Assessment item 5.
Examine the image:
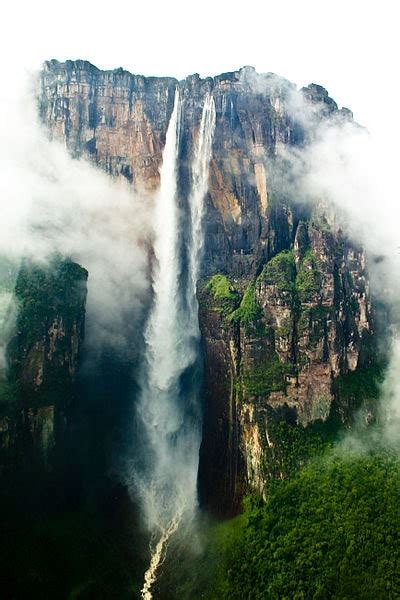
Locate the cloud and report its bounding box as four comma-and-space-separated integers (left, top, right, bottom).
0, 68, 151, 355
279, 103, 400, 440
296, 118, 400, 305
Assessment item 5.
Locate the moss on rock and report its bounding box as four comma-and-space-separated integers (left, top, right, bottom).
204, 274, 239, 315
228, 282, 263, 333
258, 250, 296, 293
242, 356, 290, 396
295, 250, 323, 302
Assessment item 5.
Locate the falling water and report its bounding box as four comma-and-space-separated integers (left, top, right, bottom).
138, 92, 216, 599
186, 94, 216, 330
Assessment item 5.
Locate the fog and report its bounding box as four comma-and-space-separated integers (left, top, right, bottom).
0, 69, 151, 357
281, 91, 400, 443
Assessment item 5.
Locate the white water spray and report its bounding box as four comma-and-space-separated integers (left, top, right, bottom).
138, 92, 216, 598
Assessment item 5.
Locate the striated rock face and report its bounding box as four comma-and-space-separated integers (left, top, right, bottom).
40, 61, 305, 275
0, 258, 87, 474
197, 215, 373, 513
38, 60, 376, 514
197, 294, 244, 516
40, 60, 177, 191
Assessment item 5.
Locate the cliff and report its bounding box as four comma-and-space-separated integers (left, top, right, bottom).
0, 258, 87, 475
38, 60, 377, 515
197, 226, 373, 513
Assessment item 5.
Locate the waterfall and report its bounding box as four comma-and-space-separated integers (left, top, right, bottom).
138, 90, 215, 599
187, 94, 216, 330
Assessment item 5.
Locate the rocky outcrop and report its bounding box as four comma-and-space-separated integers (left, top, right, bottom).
0, 258, 87, 474
38, 60, 376, 514
197, 211, 374, 512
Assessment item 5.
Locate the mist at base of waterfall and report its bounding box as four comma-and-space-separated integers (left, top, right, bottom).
120, 91, 216, 598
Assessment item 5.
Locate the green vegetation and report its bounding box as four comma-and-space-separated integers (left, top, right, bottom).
14, 258, 87, 348
205, 250, 298, 336
205, 274, 239, 315
160, 363, 395, 599
242, 356, 290, 396
253, 246, 325, 310
275, 322, 292, 337
258, 249, 296, 292
262, 417, 338, 479
228, 282, 263, 333
296, 249, 323, 302
171, 452, 400, 600
334, 364, 385, 413
159, 513, 247, 600
3, 257, 88, 409
217, 452, 400, 599
205, 274, 235, 301
205, 276, 266, 335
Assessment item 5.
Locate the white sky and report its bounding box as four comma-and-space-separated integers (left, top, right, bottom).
1, 0, 399, 139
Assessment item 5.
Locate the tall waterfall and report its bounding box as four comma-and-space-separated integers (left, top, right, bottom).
187, 94, 217, 331
138, 91, 216, 599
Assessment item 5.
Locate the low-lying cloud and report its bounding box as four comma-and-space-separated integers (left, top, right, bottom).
0, 68, 151, 355
282, 96, 400, 441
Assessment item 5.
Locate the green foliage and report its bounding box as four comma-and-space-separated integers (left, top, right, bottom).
5, 257, 88, 408
296, 250, 323, 302
258, 250, 296, 293
10, 257, 86, 351
205, 274, 239, 315
228, 282, 263, 333
334, 365, 384, 408
14, 259, 87, 348
262, 417, 338, 480
275, 322, 292, 337
205, 276, 266, 335
242, 356, 290, 396
205, 274, 235, 301
193, 452, 400, 600
159, 513, 247, 600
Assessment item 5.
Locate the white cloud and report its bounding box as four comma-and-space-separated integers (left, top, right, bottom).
284, 110, 400, 440
0, 69, 151, 352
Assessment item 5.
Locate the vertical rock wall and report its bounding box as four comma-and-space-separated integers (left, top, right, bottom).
37, 60, 376, 514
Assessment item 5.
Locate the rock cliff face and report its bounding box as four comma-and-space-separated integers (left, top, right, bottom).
38, 60, 375, 514
40, 61, 302, 274
0, 258, 87, 475
197, 223, 373, 513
